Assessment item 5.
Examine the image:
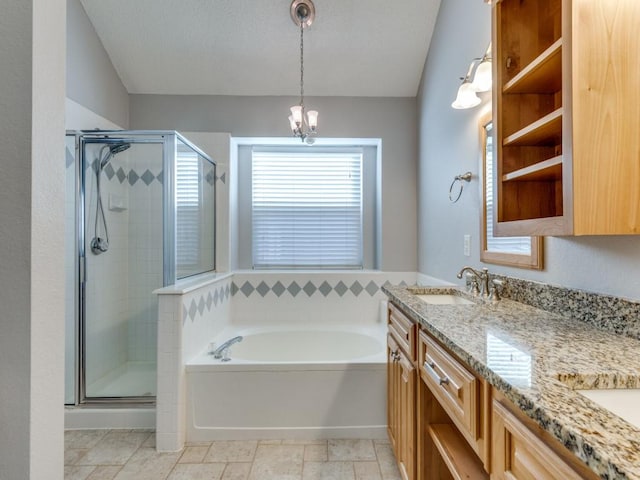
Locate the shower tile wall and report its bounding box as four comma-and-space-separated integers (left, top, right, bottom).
126, 144, 163, 364
84, 144, 130, 387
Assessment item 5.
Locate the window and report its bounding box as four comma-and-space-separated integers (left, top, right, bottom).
176, 150, 201, 275
251, 150, 363, 269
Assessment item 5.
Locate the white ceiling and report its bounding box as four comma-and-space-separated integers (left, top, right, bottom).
79, 0, 441, 97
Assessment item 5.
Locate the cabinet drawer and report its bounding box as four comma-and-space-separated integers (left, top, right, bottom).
388, 303, 415, 360
419, 331, 479, 443
492, 400, 584, 480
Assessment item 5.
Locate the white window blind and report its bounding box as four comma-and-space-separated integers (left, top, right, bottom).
485, 125, 531, 254
252, 150, 363, 269
176, 151, 200, 271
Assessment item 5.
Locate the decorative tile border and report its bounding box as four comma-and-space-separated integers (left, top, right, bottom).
182, 283, 231, 324
493, 274, 640, 341
230, 279, 408, 298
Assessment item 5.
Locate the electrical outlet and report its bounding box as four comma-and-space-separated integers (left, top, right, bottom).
463, 234, 471, 256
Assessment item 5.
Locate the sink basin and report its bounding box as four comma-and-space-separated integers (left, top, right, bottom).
577, 389, 640, 428
415, 294, 475, 305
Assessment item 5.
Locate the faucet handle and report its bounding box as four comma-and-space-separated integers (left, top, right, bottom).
469, 277, 480, 297
488, 278, 503, 302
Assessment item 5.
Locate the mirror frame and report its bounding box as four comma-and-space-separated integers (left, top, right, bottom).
479, 112, 544, 270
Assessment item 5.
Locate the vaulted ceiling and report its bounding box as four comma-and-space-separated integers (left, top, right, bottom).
80, 0, 441, 97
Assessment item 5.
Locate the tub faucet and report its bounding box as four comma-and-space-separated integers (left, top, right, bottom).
456, 266, 490, 298
211, 336, 243, 361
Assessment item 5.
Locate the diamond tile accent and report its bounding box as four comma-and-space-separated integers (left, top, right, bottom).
103, 163, 115, 180
256, 281, 270, 297
319, 281, 332, 297
219, 286, 226, 304
220, 172, 226, 184
205, 171, 215, 185
350, 281, 364, 296
89, 159, 99, 174
128, 170, 139, 186
188, 299, 197, 321
287, 281, 301, 297
225, 284, 230, 299
272, 281, 286, 297
66, 147, 74, 168
399, 280, 408, 287
213, 289, 219, 306
334, 281, 348, 297
197, 297, 205, 315
156, 171, 164, 185
182, 305, 188, 324
303, 281, 317, 297
365, 281, 379, 296
240, 281, 255, 297
231, 282, 239, 296
205, 292, 213, 310
116, 167, 127, 183
141, 169, 155, 186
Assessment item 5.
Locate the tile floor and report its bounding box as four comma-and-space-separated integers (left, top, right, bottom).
64, 430, 402, 480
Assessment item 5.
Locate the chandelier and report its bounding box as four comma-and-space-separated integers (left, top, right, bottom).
288, 0, 318, 144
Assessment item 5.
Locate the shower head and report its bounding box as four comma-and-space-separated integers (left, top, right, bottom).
100, 142, 131, 169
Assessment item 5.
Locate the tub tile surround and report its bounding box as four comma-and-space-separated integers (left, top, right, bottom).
383, 282, 640, 480
156, 271, 416, 453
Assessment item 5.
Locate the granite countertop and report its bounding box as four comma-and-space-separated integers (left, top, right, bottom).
383, 284, 640, 480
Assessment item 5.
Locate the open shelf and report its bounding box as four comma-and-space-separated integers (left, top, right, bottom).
503, 156, 563, 182
504, 108, 563, 146
428, 424, 489, 480
504, 38, 563, 94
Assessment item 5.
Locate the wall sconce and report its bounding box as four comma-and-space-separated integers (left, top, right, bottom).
452, 43, 492, 110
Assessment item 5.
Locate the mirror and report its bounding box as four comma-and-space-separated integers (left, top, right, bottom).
480, 113, 543, 269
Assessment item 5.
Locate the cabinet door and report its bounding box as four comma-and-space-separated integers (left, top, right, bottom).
492, 400, 583, 480
397, 350, 416, 480
387, 334, 400, 455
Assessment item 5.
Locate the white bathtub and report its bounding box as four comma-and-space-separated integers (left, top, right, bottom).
185, 324, 388, 440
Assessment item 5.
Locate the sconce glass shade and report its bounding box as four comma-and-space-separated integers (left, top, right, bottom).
472, 59, 492, 92
306, 110, 318, 129
452, 81, 481, 109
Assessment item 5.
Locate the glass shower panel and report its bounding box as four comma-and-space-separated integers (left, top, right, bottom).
83, 140, 163, 399
176, 139, 216, 279
65, 134, 78, 404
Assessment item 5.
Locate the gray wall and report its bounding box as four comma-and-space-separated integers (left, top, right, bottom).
130, 95, 418, 271
418, 0, 640, 300
0, 0, 66, 478
66, 0, 129, 127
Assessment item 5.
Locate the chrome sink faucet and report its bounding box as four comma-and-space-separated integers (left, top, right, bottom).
211, 335, 243, 361
456, 266, 491, 298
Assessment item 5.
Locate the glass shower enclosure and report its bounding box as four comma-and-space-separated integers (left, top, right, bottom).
65, 131, 216, 405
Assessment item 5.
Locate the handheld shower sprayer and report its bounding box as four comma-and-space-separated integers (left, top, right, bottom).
91, 142, 131, 255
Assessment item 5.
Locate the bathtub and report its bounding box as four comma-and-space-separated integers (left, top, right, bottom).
185, 324, 387, 440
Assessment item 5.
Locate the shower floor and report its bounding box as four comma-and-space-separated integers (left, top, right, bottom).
87, 361, 156, 399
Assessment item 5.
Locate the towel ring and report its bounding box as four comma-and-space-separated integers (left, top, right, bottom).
449, 171, 472, 203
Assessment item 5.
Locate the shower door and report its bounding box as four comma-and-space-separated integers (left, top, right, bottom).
80, 137, 166, 401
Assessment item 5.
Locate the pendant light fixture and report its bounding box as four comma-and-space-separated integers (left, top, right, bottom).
288, 0, 318, 144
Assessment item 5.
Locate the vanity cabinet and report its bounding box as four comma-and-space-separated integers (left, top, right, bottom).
416, 330, 490, 480
493, 0, 640, 236
491, 391, 599, 480
387, 303, 417, 480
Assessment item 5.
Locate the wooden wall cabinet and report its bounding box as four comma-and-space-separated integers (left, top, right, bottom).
387, 304, 417, 480
493, 0, 640, 236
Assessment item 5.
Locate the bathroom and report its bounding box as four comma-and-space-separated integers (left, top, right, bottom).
3, 0, 640, 479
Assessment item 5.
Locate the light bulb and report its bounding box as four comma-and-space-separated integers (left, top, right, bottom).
472, 59, 492, 92
452, 81, 481, 109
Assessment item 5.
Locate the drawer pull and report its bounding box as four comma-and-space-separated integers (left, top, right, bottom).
390, 350, 401, 362
425, 361, 450, 386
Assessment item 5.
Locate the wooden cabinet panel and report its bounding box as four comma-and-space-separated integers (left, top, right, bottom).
493, 0, 640, 235
419, 332, 479, 447
389, 303, 416, 360
492, 400, 583, 480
